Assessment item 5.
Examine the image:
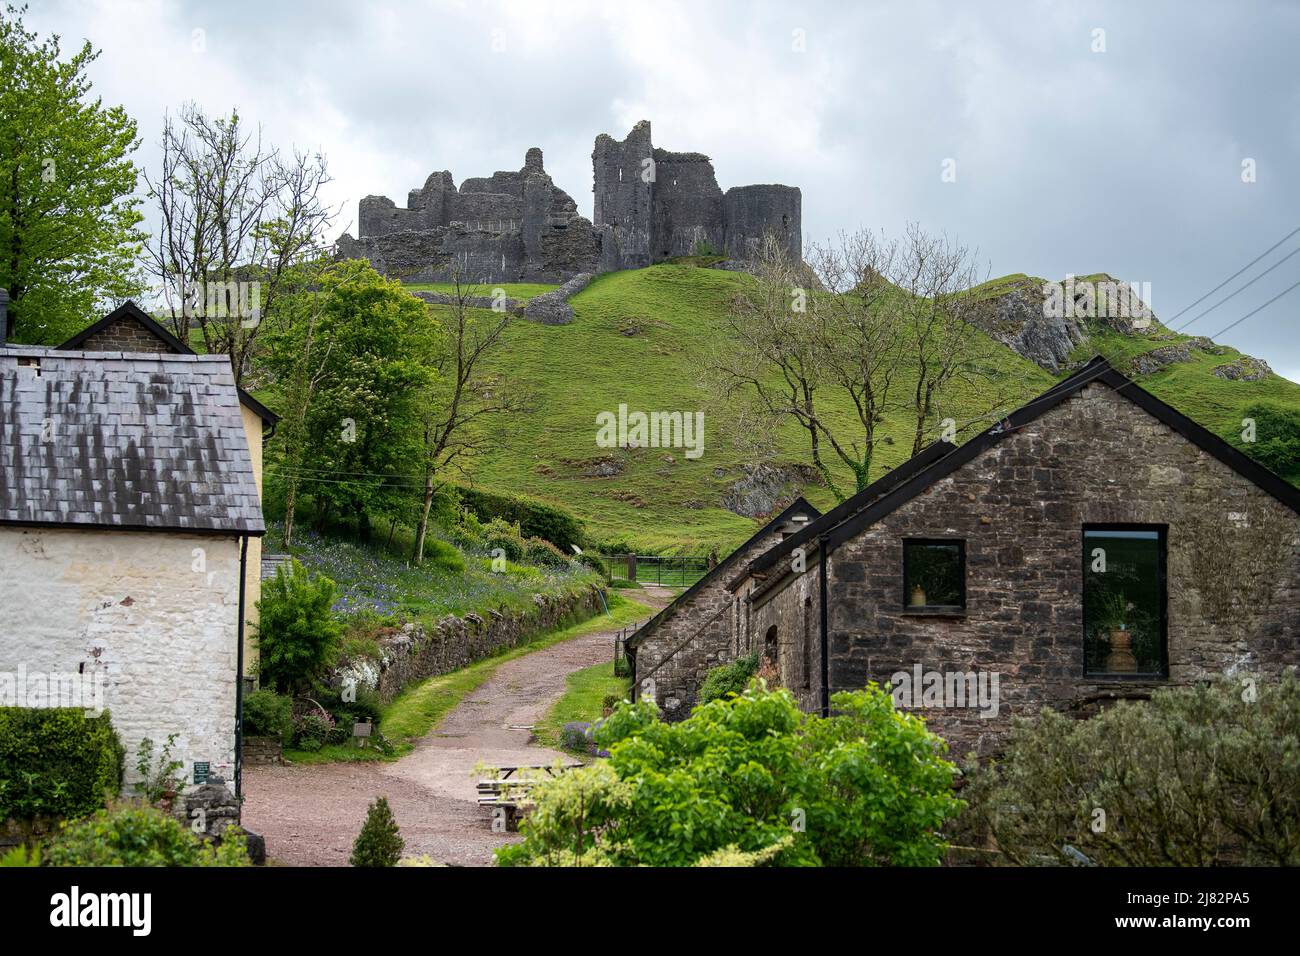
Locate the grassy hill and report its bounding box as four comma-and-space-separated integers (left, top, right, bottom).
422, 263, 1300, 555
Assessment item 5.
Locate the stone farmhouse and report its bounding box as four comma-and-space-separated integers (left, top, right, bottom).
625, 497, 821, 718
337, 120, 802, 284
0, 289, 268, 794
629, 357, 1300, 753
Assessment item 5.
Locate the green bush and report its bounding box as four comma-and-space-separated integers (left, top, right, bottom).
482, 517, 526, 562
292, 712, 336, 751
0, 708, 124, 822
351, 796, 404, 866
256, 559, 344, 693
497, 683, 962, 867
46, 804, 250, 867
454, 485, 586, 552
960, 673, 1300, 866
576, 552, 607, 575
242, 689, 294, 745
525, 536, 571, 569
697, 653, 759, 704
1225, 401, 1300, 482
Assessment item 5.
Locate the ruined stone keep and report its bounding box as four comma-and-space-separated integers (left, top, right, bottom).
337, 121, 801, 284
628, 357, 1300, 754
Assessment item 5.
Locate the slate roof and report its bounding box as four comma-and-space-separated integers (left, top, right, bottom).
624, 497, 821, 651
0, 347, 265, 534
752, 357, 1300, 577
58, 302, 280, 427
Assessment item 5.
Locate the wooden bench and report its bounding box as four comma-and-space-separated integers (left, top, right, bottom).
477, 763, 584, 831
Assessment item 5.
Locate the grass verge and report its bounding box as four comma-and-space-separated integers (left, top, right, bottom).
533, 661, 633, 752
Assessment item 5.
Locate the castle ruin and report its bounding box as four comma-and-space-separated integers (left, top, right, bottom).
336, 121, 801, 284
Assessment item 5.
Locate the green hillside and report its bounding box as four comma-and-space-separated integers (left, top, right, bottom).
422, 263, 1300, 555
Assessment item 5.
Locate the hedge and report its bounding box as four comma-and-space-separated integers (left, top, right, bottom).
0, 708, 125, 822
455, 485, 586, 553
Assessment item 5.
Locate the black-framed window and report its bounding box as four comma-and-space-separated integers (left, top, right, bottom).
1082, 525, 1168, 677
903, 539, 966, 612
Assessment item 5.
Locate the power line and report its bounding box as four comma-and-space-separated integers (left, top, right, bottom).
1174, 243, 1300, 333
1164, 224, 1300, 325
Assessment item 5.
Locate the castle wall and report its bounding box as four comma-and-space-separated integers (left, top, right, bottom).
593, 121, 654, 271
345, 123, 800, 284
724, 184, 802, 261
651, 149, 725, 258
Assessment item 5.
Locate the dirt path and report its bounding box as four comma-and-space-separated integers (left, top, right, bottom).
241, 587, 670, 866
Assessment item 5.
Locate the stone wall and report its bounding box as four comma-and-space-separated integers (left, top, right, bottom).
723, 184, 802, 263
333, 585, 605, 704
342, 122, 801, 286
632, 531, 787, 720
750, 563, 822, 714
340, 147, 599, 284
824, 382, 1300, 755
0, 527, 243, 789
593, 121, 802, 269
77, 317, 172, 353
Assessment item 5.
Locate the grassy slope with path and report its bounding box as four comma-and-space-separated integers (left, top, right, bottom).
533, 661, 633, 752
284, 592, 651, 764
425, 263, 1300, 554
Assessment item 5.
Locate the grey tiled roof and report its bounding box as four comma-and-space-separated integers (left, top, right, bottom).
0, 347, 265, 534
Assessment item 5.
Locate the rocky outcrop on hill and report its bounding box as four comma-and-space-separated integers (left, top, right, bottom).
1213, 355, 1273, 381
970, 274, 1157, 373
722, 462, 823, 518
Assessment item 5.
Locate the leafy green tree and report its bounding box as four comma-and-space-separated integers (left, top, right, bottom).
350, 796, 404, 867
261, 258, 434, 541
0, 5, 145, 343
497, 683, 963, 867
255, 559, 342, 693
1226, 402, 1300, 484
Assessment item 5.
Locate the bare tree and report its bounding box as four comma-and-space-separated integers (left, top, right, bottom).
886, 223, 1010, 456
143, 104, 334, 385
704, 234, 845, 494
708, 225, 1025, 499
411, 267, 531, 565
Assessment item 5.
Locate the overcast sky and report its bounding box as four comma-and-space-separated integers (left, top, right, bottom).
26, 0, 1300, 380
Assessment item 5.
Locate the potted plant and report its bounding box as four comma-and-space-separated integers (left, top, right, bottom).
1095, 593, 1138, 672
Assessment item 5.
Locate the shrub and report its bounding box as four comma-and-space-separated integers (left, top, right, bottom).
0, 708, 124, 822
242, 689, 294, 745
0, 844, 41, 867
559, 721, 594, 753
697, 653, 759, 704
315, 683, 383, 728
454, 485, 586, 552
525, 536, 571, 569
256, 559, 344, 693
961, 673, 1300, 866
482, 517, 526, 562
134, 735, 184, 803
576, 552, 607, 575
1224, 401, 1300, 482
46, 805, 250, 867
497, 683, 962, 867
351, 796, 404, 866
292, 712, 336, 751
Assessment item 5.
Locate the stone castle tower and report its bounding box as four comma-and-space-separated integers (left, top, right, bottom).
336, 121, 801, 284
592, 120, 801, 271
